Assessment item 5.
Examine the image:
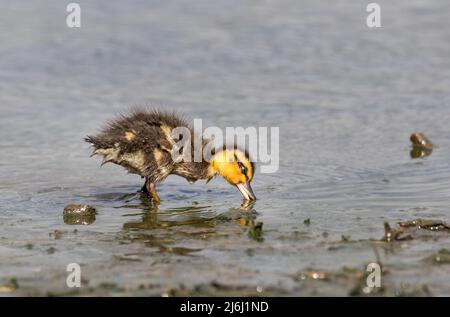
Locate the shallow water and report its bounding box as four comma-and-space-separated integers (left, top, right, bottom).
1, 0, 450, 296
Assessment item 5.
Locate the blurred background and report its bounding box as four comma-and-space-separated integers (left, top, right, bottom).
0, 0, 449, 296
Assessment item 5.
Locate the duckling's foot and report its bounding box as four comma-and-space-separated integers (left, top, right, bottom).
143, 181, 160, 205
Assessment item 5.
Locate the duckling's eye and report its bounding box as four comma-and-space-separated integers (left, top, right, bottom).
237, 161, 247, 176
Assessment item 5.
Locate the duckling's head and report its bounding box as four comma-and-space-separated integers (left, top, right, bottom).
210, 148, 256, 201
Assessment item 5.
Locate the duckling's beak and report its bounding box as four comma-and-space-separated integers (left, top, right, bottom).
236, 183, 256, 201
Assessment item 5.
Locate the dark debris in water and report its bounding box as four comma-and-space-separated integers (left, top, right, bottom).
383, 222, 413, 242
383, 218, 450, 242
398, 219, 450, 232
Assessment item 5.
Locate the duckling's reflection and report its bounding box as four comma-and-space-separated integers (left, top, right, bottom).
240, 200, 256, 211
121, 192, 258, 231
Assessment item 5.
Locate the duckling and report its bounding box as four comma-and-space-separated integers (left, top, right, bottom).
85, 109, 256, 204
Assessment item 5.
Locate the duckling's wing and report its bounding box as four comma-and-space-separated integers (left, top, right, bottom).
85, 110, 189, 180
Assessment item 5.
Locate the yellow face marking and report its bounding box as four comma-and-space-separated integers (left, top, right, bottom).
125, 131, 136, 141
211, 149, 254, 185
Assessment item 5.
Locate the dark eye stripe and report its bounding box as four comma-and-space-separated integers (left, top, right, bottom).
237, 161, 247, 175
234, 154, 249, 179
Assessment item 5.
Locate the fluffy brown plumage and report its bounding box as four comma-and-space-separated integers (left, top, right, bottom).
85, 109, 256, 204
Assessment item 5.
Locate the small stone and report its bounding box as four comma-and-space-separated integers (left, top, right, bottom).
410, 132, 433, 158
63, 204, 97, 225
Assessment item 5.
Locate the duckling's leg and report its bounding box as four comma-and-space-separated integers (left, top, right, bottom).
144, 179, 161, 205
149, 183, 161, 205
